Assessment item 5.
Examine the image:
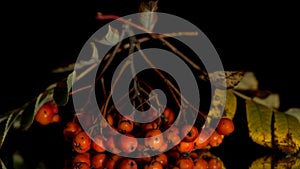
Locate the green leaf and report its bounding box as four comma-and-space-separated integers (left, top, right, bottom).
18, 86, 55, 131
0, 109, 23, 149
53, 71, 74, 106
32, 89, 54, 125
223, 89, 237, 119
67, 71, 75, 93
246, 100, 273, 148
19, 99, 36, 130
53, 81, 70, 106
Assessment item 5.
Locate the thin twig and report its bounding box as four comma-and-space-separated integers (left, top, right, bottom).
96, 13, 207, 77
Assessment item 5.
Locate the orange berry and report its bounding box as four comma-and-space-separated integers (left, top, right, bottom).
73, 131, 91, 153
35, 104, 54, 125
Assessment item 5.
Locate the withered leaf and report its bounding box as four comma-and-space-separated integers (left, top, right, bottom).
253, 93, 280, 109
209, 71, 245, 89
138, 0, 158, 32
234, 71, 258, 91
95, 25, 120, 46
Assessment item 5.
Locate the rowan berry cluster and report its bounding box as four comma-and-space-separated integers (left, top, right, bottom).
34, 99, 234, 169
34, 101, 60, 125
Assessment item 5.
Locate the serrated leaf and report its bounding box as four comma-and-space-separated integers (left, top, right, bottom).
138, 0, 158, 31
285, 108, 300, 123
274, 111, 290, 154
223, 89, 237, 119
53, 81, 69, 106
271, 110, 300, 155
234, 71, 258, 90
246, 100, 273, 148
253, 93, 280, 109
286, 114, 300, 154
95, 25, 120, 46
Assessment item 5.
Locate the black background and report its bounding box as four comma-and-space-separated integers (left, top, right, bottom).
1, 1, 299, 168
1, 1, 299, 113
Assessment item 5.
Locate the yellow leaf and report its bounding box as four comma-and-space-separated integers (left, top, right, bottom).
274, 111, 290, 153
274, 111, 300, 155
275, 156, 300, 169
223, 89, 237, 120
285, 108, 300, 123
286, 114, 300, 154
246, 100, 273, 148
249, 155, 272, 169
207, 88, 226, 119
249, 155, 300, 169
